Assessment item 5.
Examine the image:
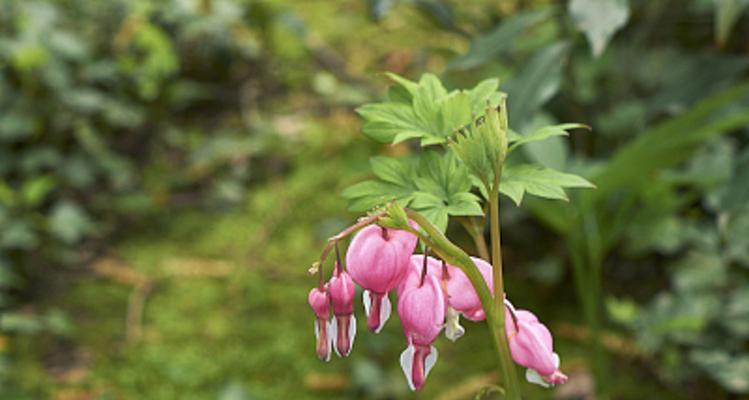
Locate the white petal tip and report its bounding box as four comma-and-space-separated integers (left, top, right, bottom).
526, 368, 551, 388
399, 345, 416, 391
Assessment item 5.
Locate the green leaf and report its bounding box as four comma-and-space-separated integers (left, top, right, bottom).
410, 191, 450, 232
445, 192, 484, 216
504, 42, 570, 131
691, 350, 749, 393
520, 115, 571, 170
356, 102, 425, 143
568, 0, 630, 57
441, 92, 472, 134
341, 180, 415, 211
715, 0, 749, 46
48, 201, 95, 244
467, 78, 500, 115
359, 73, 501, 146
343, 151, 483, 232
21, 175, 57, 207
370, 156, 415, 186
447, 9, 552, 71
592, 82, 749, 198
500, 164, 595, 205
384, 72, 420, 97
508, 123, 588, 153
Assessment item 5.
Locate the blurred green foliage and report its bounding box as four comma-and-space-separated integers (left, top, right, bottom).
1, 0, 748, 399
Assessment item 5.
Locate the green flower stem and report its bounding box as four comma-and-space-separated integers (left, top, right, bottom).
457, 217, 490, 260
404, 209, 521, 400
488, 167, 522, 400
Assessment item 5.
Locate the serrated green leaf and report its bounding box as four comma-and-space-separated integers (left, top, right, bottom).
441, 92, 472, 133
410, 193, 450, 232
343, 151, 482, 231
370, 156, 415, 186
467, 78, 500, 114
341, 179, 414, 210
418, 73, 448, 101
384, 72, 420, 97
446, 192, 484, 216
360, 73, 500, 146
356, 103, 426, 143
500, 164, 595, 206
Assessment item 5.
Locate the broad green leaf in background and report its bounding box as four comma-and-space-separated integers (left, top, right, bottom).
721, 146, 749, 214
21, 175, 56, 207
504, 42, 570, 132
500, 163, 595, 206
691, 350, 749, 393
447, 9, 553, 70
715, 0, 749, 46
368, 0, 395, 20
518, 114, 572, 170
568, 0, 629, 57
48, 201, 95, 244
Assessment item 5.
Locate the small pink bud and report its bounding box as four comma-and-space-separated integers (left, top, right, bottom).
347, 225, 417, 332
308, 287, 331, 362
329, 269, 355, 315
504, 300, 567, 387
328, 270, 357, 357
397, 274, 445, 391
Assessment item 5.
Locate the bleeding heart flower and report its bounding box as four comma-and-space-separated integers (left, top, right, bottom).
347, 225, 417, 332
397, 273, 445, 391
327, 265, 356, 357
308, 286, 331, 362
397, 254, 442, 297
441, 257, 493, 341
444, 257, 494, 320
504, 299, 568, 387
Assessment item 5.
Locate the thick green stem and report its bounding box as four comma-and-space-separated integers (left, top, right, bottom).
488, 169, 522, 400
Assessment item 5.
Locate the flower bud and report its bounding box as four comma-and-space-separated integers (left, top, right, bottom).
328, 269, 356, 357
308, 287, 331, 362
